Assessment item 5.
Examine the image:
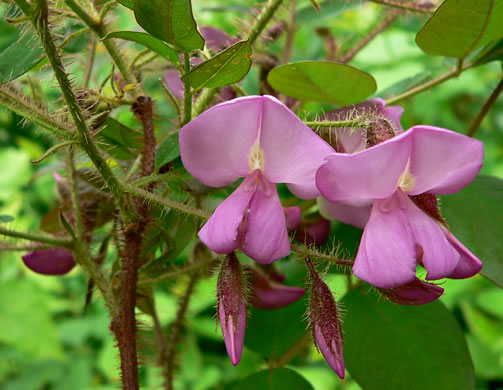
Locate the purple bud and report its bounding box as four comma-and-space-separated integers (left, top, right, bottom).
379, 278, 444, 305
22, 248, 75, 275
217, 253, 247, 365
307, 258, 345, 378
283, 206, 301, 230
247, 265, 304, 309
294, 217, 331, 247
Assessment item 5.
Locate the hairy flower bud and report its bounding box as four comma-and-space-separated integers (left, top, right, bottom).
379, 278, 444, 305
217, 252, 247, 365
294, 217, 331, 247
22, 248, 75, 275
306, 258, 344, 378
246, 265, 304, 309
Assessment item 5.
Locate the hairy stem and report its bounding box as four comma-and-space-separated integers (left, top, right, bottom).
368, 0, 435, 14
0, 226, 73, 248
248, 0, 284, 45
183, 53, 192, 125
152, 305, 171, 390
31, 0, 126, 215
467, 77, 503, 137
83, 34, 97, 88
138, 258, 217, 285
160, 78, 181, 116
304, 118, 364, 128
291, 244, 353, 267
192, 87, 217, 117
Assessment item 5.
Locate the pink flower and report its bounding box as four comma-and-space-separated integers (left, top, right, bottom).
180, 95, 333, 264
316, 126, 484, 289
246, 265, 305, 309
378, 278, 444, 305
22, 248, 75, 275
217, 253, 247, 365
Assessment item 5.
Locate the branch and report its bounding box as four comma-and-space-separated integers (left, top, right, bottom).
248, 0, 284, 45
467, 77, 503, 137
290, 243, 353, 267
0, 226, 74, 248
367, 0, 436, 14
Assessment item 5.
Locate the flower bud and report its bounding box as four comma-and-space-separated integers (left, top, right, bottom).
22, 248, 75, 275
379, 278, 444, 305
283, 206, 301, 230
217, 252, 247, 365
294, 217, 330, 247
246, 265, 304, 309
307, 258, 345, 378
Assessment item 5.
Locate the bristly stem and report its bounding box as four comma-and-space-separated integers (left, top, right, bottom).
385, 60, 472, 105
160, 78, 181, 116
248, 0, 284, 45
0, 226, 74, 248
304, 118, 364, 128
467, 77, 503, 137
192, 87, 217, 117
368, 0, 436, 14
31, 0, 126, 215
183, 53, 192, 125
291, 244, 353, 267
83, 34, 97, 88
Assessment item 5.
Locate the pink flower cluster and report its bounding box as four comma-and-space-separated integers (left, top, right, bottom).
179, 95, 484, 376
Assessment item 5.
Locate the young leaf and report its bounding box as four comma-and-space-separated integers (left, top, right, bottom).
134, 0, 204, 52
267, 61, 377, 105
440, 175, 503, 288
343, 287, 476, 390
97, 118, 143, 160
103, 31, 181, 69
155, 133, 180, 171
0, 32, 44, 82
296, 0, 364, 25
244, 299, 306, 359
116, 0, 134, 10
416, 0, 503, 58
230, 368, 314, 390
181, 40, 252, 92
472, 38, 503, 66
377, 71, 431, 100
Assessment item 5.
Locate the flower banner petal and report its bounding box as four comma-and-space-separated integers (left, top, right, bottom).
179, 96, 264, 187
407, 126, 484, 195
259, 96, 334, 199
318, 197, 371, 229
316, 132, 412, 203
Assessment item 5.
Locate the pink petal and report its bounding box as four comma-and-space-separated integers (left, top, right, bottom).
164, 70, 184, 100
383, 105, 404, 132
258, 96, 334, 199
316, 131, 412, 203
380, 278, 444, 305
200, 26, 237, 50
353, 193, 417, 289
398, 191, 460, 280
219, 299, 246, 365
294, 217, 331, 246
198, 174, 256, 254
317, 196, 371, 229
179, 96, 265, 187
407, 126, 484, 195
242, 175, 290, 264
22, 248, 75, 275
314, 324, 345, 379
441, 227, 482, 279
252, 284, 305, 309
284, 206, 301, 230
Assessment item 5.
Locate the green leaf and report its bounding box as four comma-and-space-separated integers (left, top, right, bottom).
342, 287, 475, 390
416, 0, 503, 58
181, 40, 252, 92
0, 32, 44, 82
97, 118, 143, 160
473, 38, 503, 66
134, 0, 204, 52
267, 61, 377, 105
0, 214, 14, 223
103, 31, 181, 69
230, 368, 314, 390
296, 0, 364, 25
155, 133, 180, 170
244, 299, 306, 359
440, 175, 503, 288
116, 0, 134, 9
377, 71, 431, 100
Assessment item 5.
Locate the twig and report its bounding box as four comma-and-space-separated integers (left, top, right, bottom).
467, 77, 503, 137
248, 0, 284, 45
0, 226, 73, 248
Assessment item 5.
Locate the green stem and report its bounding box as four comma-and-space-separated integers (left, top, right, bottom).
248, 0, 284, 45
160, 78, 182, 116
0, 85, 74, 140
121, 183, 212, 220
132, 172, 178, 188
138, 258, 217, 285
368, 0, 435, 14
467, 77, 503, 137
291, 243, 353, 267
304, 118, 363, 128
192, 87, 218, 117
64, 0, 138, 86
32, 0, 126, 215
0, 226, 74, 248
14, 0, 31, 15
183, 53, 192, 125
386, 60, 472, 105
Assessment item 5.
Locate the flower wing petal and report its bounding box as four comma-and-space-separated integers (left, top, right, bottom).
242, 177, 290, 264
407, 126, 484, 195
259, 96, 334, 199
198, 175, 256, 254
353, 194, 417, 288
317, 196, 371, 229
316, 131, 412, 202
442, 228, 482, 279
179, 96, 264, 187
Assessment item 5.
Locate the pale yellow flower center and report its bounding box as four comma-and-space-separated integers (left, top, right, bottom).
248, 139, 265, 173
398, 160, 416, 192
